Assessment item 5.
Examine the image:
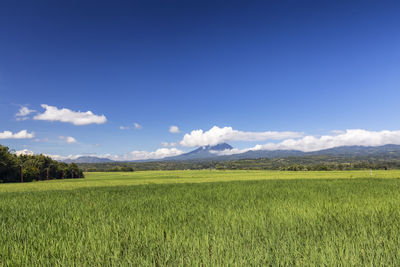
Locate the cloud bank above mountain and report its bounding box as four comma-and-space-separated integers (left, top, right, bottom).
180, 126, 303, 147
213, 129, 400, 155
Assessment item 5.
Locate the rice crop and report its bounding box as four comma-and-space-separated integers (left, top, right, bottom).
1, 170, 400, 265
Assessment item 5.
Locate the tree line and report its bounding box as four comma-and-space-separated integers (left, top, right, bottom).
76, 155, 400, 172
0, 144, 84, 183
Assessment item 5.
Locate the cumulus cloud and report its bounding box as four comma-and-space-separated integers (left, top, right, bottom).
33, 104, 107, 125
180, 126, 303, 147
105, 148, 183, 161
15, 106, 35, 121
66, 136, 77, 144
211, 129, 400, 155
16, 106, 36, 119
59, 136, 78, 144
256, 129, 400, 152
46, 148, 183, 162
120, 123, 142, 130
11, 149, 83, 161
46, 152, 113, 161
0, 130, 35, 139
210, 148, 247, 156
14, 149, 34, 156
169, 125, 180, 133
45, 154, 82, 161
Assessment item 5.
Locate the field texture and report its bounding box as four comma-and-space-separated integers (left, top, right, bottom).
1, 170, 400, 265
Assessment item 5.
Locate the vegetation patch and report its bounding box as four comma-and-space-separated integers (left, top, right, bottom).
0, 145, 84, 183
1, 171, 400, 265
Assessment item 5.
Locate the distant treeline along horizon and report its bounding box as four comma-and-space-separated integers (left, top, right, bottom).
78, 156, 399, 172
0, 144, 84, 183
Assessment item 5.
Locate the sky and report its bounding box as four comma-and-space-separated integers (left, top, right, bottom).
1, 0, 400, 160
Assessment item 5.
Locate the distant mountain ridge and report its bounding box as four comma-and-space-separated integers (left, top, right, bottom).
64, 144, 400, 163
163, 144, 400, 161
64, 156, 113, 164
310, 144, 400, 156
165, 143, 233, 161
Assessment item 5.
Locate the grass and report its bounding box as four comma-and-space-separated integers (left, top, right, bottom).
1, 170, 400, 265
1, 169, 400, 193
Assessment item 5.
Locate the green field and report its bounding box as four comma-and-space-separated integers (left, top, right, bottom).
1, 170, 400, 265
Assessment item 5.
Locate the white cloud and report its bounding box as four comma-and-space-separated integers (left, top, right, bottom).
16, 106, 36, 118
33, 104, 107, 126
13, 150, 85, 161
16, 106, 36, 121
180, 126, 303, 147
45, 154, 82, 161
46, 153, 109, 161
13, 150, 106, 162
120, 123, 142, 130
212, 129, 400, 155
210, 148, 247, 156
14, 149, 34, 156
161, 142, 178, 147
46, 148, 183, 162
0, 130, 35, 139
107, 148, 183, 161
255, 129, 400, 152
66, 136, 77, 144
169, 125, 180, 133
59, 136, 77, 144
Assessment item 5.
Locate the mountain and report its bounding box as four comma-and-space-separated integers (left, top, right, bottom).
223, 149, 305, 160
164, 143, 233, 161
224, 144, 400, 160
310, 144, 400, 157
162, 144, 400, 161
64, 156, 114, 164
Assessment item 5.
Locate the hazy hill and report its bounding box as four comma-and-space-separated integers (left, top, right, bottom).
64, 156, 114, 164
164, 143, 233, 161
163, 144, 400, 161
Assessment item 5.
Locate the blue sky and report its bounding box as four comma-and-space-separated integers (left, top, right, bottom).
1, 1, 400, 160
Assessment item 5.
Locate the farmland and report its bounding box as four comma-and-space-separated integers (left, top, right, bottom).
1, 170, 400, 265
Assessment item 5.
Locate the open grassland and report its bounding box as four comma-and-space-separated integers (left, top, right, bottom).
1, 171, 400, 265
